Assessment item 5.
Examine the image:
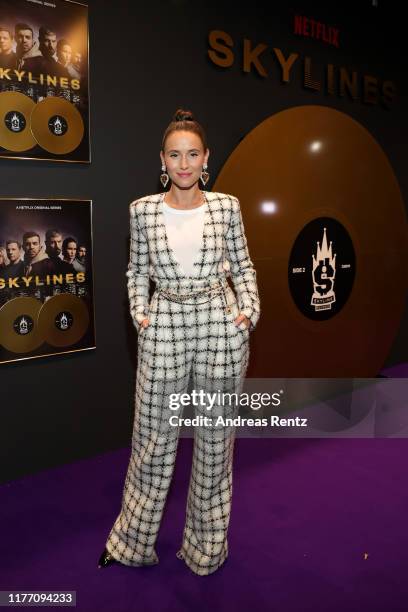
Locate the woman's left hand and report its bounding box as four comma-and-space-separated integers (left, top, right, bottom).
234, 313, 251, 329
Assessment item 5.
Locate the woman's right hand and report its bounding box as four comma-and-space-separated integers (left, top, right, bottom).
141, 318, 150, 329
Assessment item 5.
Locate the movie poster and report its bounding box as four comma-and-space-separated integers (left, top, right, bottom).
0, 198, 95, 364
0, 0, 89, 162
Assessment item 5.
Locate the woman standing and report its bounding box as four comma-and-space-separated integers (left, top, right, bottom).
99, 109, 260, 576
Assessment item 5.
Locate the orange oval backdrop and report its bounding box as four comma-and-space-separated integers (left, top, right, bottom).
214, 105, 408, 376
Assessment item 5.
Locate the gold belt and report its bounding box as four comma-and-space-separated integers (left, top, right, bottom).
157, 280, 227, 305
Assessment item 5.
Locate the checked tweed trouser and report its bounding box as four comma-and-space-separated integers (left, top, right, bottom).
105, 280, 250, 576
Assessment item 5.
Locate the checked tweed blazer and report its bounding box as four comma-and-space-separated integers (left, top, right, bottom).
126, 191, 260, 331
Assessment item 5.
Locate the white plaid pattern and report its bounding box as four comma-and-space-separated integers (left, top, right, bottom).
105, 191, 260, 575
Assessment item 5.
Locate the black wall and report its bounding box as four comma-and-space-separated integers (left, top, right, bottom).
1, 0, 407, 483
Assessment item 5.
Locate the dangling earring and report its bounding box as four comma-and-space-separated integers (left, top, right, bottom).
200, 163, 209, 186
160, 164, 169, 188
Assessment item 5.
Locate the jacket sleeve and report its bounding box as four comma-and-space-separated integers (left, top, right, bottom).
125, 202, 150, 329
225, 196, 260, 330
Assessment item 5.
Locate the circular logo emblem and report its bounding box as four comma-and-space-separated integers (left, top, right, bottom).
48, 115, 68, 136
55, 311, 73, 331
5, 110, 26, 133
13, 314, 34, 335
288, 217, 355, 321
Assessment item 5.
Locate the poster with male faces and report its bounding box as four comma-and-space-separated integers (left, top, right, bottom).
0, 198, 95, 364
0, 0, 89, 162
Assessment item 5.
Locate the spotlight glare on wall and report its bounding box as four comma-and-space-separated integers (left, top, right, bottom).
310, 140, 323, 152
261, 201, 277, 214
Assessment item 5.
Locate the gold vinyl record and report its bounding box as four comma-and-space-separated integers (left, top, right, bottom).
0, 91, 36, 152
38, 294, 89, 347
0, 297, 43, 353
214, 105, 408, 377
30, 97, 84, 154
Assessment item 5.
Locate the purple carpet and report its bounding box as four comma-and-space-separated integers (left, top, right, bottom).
1, 437, 408, 611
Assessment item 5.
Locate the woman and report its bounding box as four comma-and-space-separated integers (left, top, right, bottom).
62, 236, 85, 272
99, 109, 260, 576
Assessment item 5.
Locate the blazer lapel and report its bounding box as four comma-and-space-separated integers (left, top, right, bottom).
192, 192, 216, 278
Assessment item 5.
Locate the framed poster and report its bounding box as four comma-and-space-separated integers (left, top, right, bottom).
0, 198, 95, 364
0, 0, 89, 162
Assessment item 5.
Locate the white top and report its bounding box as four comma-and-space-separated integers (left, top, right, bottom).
162, 200, 206, 276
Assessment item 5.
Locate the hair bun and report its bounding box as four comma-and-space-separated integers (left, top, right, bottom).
173, 109, 195, 123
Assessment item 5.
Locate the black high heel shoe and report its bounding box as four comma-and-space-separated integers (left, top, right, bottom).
98, 548, 117, 568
